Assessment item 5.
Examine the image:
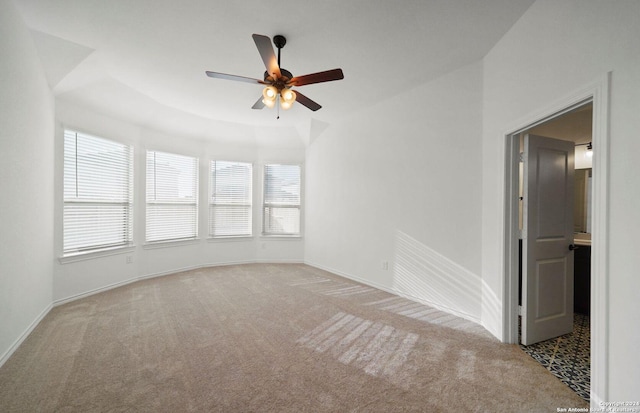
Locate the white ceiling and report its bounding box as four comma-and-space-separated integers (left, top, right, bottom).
15, 0, 536, 145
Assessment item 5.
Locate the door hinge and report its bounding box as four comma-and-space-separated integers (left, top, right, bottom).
519, 152, 524, 163
518, 305, 523, 316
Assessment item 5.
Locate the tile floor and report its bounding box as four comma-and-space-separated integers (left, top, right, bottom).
519, 313, 590, 402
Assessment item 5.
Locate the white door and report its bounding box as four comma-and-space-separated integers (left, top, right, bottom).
522, 134, 575, 345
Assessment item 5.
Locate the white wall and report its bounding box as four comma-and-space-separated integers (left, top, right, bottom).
305, 62, 484, 322
482, 0, 640, 401
54, 100, 305, 302
0, 0, 55, 364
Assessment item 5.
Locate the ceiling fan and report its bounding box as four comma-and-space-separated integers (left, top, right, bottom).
205, 34, 344, 116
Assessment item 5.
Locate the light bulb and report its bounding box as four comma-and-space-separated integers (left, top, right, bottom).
281, 88, 296, 103
262, 86, 277, 101
281, 99, 293, 110
262, 98, 276, 109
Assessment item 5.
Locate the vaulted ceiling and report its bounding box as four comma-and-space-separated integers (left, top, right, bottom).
15, 0, 535, 145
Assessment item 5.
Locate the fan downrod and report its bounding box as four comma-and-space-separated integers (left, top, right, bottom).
265, 35, 292, 83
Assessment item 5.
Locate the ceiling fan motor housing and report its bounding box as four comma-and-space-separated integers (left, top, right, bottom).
267, 34, 292, 89
264, 69, 293, 84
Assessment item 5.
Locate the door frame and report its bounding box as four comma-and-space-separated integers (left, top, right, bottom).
503, 73, 610, 404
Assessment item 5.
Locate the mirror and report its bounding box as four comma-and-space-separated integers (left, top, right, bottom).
574, 168, 592, 233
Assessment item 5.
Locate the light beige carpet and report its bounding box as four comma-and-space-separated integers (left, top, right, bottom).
0, 263, 587, 412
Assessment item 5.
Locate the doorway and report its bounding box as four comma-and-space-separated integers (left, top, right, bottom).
502, 72, 610, 406
516, 103, 593, 401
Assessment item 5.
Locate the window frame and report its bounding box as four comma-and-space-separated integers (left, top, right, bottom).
61, 130, 134, 258
145, 150, 199, 244
262, 163, 302, 237
209, 160, 253, 239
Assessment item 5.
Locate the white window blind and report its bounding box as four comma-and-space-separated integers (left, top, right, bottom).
263, 164, 301, 235
63, 130, 133, 255
146, 151, 198, 243
210, 161, 252, 237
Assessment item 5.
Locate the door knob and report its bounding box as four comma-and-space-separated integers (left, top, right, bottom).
569, 244, 579, 251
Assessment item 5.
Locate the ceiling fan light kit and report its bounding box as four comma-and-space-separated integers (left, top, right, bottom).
206, 34, 344, 118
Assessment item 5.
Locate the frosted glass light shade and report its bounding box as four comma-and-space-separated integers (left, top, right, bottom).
281, 88, 296, 103
262, 86, 277, 101
262, 98, 276, 108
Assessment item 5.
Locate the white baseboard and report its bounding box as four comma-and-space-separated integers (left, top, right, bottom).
54, 278, 140, 307
590, 392, 609, 410
53, 261, 251, 306
137, 263, 212, 281
304, 260, 482, 325
0, 303, 52, 369
53, 259, 305, 307
254, 258, 304, 264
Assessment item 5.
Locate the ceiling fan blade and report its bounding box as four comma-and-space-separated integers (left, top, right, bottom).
251, 96, 265, 110
295, 91, 322, 111
205, 71, 266, 85
289, 68, 344, 87
252, 34, 281, 78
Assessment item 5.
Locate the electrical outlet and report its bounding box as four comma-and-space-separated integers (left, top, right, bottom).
126, 255, 134, 264
382, 261, 389, 270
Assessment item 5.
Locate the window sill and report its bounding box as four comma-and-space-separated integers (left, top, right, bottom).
260, 235, 303, 240
59, 245, 135, 264
207, 236, 254, 243
143, 239, 200, 250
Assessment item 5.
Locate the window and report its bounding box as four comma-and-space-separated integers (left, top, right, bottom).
63, 130, 133, 255
210, 161, 252, 237
146, 151, 198, 243
263, 164, 301, 236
